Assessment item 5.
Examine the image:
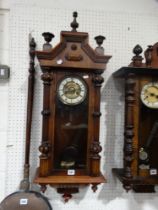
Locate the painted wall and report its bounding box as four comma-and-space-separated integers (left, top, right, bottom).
1, 0, 158, 210
10, 0, 158, 13
0, 4, 9, 200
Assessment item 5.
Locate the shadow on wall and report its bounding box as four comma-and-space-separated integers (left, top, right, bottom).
98, 75, 158, 210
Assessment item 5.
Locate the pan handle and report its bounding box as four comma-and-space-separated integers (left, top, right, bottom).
20, 36, 36, 191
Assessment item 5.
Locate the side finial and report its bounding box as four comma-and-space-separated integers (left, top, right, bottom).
144, 45, 153, 67
70, 11, 79, 32
42, 32, 54, 51
94, 35, 106, 55
29, 37, 36, 51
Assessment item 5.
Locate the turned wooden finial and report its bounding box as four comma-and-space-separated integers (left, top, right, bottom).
42, 32, 55, 51
70, 11, 79, 32
144, 45, 153, 67
30, 37, 36, 50
131, 44, 143, 67
94, 35, 106, 55
133, 44, 143, 55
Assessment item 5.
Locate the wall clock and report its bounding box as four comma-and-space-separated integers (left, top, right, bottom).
34, 12, 111, 201
113, 42, 158, 192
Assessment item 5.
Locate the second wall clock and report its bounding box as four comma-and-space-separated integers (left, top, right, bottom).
113, 43, 158, 192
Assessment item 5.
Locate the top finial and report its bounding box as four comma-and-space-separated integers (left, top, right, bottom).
131, 44, 143, 67
70, 11, 79, 32
133, 44, 143, 56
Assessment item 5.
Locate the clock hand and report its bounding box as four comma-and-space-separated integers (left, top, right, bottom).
143, 95, 148, 100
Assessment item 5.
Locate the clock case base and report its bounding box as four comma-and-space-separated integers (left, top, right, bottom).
34, 169, 106, 201
113, 168, 157, 193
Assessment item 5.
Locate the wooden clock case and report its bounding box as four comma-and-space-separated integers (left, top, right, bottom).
34, 12, 111, 200
113, 43, 158, 192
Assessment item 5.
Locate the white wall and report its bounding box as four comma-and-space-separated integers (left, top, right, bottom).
0, 5, 9, 200
10, 0, 158, 13
1, 0, 158, 210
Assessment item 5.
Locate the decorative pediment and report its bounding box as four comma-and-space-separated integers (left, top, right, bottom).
36, 12, 111, 71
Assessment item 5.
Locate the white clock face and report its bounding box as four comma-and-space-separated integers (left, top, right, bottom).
57, 76, 87, 105
140, 82, 158, 109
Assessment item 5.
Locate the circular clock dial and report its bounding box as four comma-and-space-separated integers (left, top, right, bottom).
140, 82, 158, 109
57, 76, 87, 105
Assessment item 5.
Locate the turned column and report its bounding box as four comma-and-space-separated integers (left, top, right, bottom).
39, 69, 53, 177
123, 73, 136, 191
90, 71, 104, 177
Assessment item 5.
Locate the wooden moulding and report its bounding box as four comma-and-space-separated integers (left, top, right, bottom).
34, 169, 106, 202
34, 168, 106, 185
